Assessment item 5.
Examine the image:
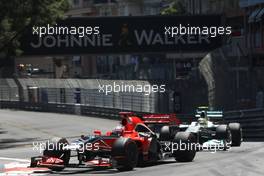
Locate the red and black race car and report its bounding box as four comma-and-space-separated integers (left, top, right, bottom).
30, 112, 196, 172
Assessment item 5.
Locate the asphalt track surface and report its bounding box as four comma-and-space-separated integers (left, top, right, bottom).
0, 109, 264, 176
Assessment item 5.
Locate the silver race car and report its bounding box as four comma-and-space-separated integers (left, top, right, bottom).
179, 107, 242, 151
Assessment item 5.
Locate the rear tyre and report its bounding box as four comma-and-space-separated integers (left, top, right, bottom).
159, 126, 178, 141
111, 138, 138, 171
216, 125, 232, 150
159, 126, 171, 141
147, 137, 159, 163
137, 138, 159, 167
173, 132, 196, 162
43, 137, 71, 169
228, 123, 242, 146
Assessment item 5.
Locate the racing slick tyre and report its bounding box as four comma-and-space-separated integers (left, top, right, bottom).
148, 137, 158, 163
216, 125, 231, 139
172, 132, 196, 162
138, 137, 159, 166
216, 125, 232, 150
159, 126, 171, 141
111, 138, 138, 171
43, 137, 71, 170
159, 126, 178, 141
228, 123, 242, 147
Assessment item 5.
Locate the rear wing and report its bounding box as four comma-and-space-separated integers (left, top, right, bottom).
195, 110, 223, 121
119, 112, 134, 118
142, 114, 181, 125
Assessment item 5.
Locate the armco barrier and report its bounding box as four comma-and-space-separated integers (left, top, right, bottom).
0, 101, 263, 141
15, 78, 160, 113
0, 101, 76, 114
0, 100, 189, 120
224, 109, 264, 141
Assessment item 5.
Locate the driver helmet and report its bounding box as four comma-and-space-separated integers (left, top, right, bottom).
198, 117, 207, 125
199, 111, 209, 125
112, 125, 123, 136
200, 111, 206, 118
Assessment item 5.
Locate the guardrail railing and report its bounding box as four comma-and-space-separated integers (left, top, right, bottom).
224, 109, 264, 141
1, 100, 263, 140
0, 77, 263, 141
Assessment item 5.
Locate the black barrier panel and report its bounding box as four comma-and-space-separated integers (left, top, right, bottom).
21, 15, 224, 55
1, 100, 264, 140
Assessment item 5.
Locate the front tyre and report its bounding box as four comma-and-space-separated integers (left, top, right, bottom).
111, 138, 138, 171
216, 125, 232, 150
228, 123, 242, 146
173, 132, 196, 162
159, 125, 179, 141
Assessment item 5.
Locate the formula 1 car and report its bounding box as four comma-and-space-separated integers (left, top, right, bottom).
179, 107, 242, 150
30, 112, 196, 172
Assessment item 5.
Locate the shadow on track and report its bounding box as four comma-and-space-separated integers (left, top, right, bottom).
50, 160, 182, 175
51, 167, 119, 175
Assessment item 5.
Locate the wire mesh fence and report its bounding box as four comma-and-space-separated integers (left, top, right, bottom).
1, 78, 264, 140
0, 78, 163, 113
0, 79, 19, 101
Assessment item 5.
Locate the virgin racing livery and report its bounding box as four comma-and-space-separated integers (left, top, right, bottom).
180, 108, 242, 150
30, 112, 196, 172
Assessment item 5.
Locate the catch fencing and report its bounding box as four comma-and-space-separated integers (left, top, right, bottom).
0, 78, 263, 140
0, 79, 19, 102
0, 78, 166, 113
